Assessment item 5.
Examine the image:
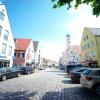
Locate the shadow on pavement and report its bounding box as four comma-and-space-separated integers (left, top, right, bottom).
41, 91, 61, 100
0, 91, 37, 100
41, 87, 100, 100
63, 87, 100, 100
62, 79, 80, 84
57, 73, 67, 76
45, 70, 65, 73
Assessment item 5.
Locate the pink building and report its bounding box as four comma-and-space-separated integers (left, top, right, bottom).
13, 38, 34, 67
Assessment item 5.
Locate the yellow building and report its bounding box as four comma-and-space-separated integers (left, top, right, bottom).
80, 27, 100, 66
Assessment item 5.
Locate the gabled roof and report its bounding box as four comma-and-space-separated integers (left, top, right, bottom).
85, 27, 100, 36
33, 41, 39, 53
15, 38, 32, 51
72, 45, 82, 55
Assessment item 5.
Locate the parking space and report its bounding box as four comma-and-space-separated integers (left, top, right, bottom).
0, 68, 99, 100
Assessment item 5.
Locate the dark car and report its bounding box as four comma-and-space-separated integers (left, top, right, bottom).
0, 67, 21, 81
19, 67, 34, 74
66, 64, 83, 74
70, 68, 88, 82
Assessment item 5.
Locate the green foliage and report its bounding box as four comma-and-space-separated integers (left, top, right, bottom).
51, 0, 100, 16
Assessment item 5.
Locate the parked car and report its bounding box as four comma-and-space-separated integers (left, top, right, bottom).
70, 68, 88, 82
19, 67, 34, 74
65, 64, 84, 74
39, 66, 46, 70
80, 68, 100, 95
0, 67, 21, 81
59, 64, 65, 70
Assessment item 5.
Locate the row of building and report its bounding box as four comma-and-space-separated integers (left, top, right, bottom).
59, 27, 100, 67
0, 2, 58, 69
0, 2, 41, 68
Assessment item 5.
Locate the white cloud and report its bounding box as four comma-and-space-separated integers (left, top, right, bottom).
39, 4, 100, 61
39, 41, 66, 61
67, 4, 100, 45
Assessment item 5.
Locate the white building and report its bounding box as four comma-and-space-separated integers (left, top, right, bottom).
0, 2, 15, 68
66, 46, 81, 64
33, 41, 39, 66
59, 45, 81, 65
66, 45, 81, 64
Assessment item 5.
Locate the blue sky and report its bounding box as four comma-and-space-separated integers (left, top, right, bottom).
2, 0, 71, 42
2, 0, 100, 61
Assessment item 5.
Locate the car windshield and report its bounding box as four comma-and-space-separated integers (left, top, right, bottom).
73, 68, 87, 72
71, 67, 81, 71
0, 68, 6, 73
82, 69, 91, 75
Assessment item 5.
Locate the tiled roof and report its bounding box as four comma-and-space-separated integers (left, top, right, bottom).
86, 27, 100, 36
73, 45, 82, 55
15, 38, 32, 51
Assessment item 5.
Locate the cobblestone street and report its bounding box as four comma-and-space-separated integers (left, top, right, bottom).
0, 68, 99, 100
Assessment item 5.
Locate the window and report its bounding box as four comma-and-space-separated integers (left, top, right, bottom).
0, 26, 2, 36
87, 42, 90, 48
91, 41, 94, 47
14, 52, 16, 57
86, 35, 88, 40
84, 37, 85, 41
18, 52, 25, 58
8, 46, 12, 56
4, 30, 9, 40
92, 51, 96, 57
0, 11, 5, 21
0, 43, 7, 54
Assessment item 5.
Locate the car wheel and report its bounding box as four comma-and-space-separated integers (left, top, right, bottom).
95, 85, 100, 95
2, 75, 7, 81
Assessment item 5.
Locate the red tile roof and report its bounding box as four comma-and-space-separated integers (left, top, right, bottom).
73, 45, 82, 55
15, 38, 32, 51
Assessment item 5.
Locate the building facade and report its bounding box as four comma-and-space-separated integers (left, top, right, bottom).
33, 41, 39, 67
0, 3, 15, 68
59, 45, 81, 66
66, 45, 81, 64
13, 39, 34, 67
80, 27, 100, 66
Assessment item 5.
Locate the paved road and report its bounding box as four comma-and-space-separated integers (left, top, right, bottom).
0, 68, 99, 100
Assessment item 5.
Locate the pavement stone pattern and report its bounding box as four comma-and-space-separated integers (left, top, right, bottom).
0, 68, 99, 100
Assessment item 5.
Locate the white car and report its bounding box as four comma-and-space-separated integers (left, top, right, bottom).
80, 68, 100, 95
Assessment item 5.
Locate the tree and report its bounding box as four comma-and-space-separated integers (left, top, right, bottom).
51, 0, 100, 16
